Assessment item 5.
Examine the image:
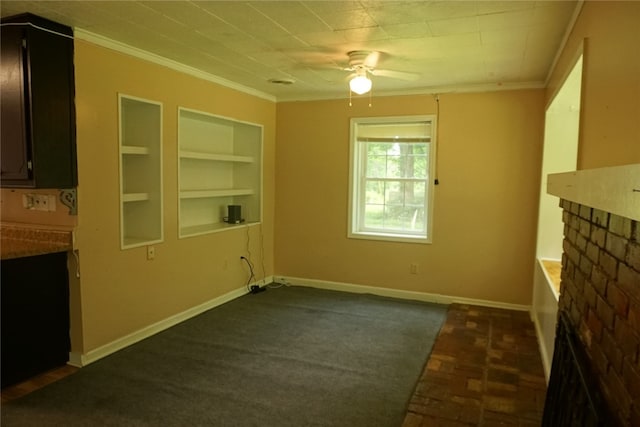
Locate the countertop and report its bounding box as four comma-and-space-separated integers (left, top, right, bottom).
1, 223, 74, 260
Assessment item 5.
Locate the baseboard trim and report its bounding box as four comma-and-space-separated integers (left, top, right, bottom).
274, 276, 531, 312
69, 276, 273, 367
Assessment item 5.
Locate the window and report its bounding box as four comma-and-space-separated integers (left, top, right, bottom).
348, 116, 436, 243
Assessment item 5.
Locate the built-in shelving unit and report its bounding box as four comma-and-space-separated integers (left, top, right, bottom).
178, 107, 262, 238
118, 94, 163, 249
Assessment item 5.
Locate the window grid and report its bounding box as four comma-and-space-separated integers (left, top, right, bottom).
360, 145, 428, 234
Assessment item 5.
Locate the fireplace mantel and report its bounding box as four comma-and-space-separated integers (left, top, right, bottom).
547, 163, 640, 221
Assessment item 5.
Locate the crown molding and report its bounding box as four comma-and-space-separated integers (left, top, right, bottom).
274, 80, 547, 103
74, 28, 277, 103
544, 0, 585, 88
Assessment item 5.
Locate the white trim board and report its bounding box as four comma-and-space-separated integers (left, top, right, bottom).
274, 276, 531, 312
68, 276, 274, 367
74, 28, 276, 103
531, 309, 553, 384
547, 163, 640, 221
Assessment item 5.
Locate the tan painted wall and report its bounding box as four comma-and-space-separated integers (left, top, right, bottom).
74, 41, 275, 352
275, 90, 545, 305
547, 1, 640, 168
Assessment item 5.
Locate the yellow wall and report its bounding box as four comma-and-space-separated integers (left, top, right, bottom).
546, 1, 640, 168
275, 90, 545, 305
73, 40, 276, 352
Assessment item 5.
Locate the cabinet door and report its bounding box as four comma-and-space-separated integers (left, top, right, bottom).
0, 25, 31, 182
28, 25, 77, 188
0, 14, 77, 189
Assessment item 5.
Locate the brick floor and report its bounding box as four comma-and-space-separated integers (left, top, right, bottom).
404, 303, 547, 426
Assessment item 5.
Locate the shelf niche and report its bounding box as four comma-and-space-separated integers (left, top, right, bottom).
118, 94, 163, 249
178, 107, 262, 238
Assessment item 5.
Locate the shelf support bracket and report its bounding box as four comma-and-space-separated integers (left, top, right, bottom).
59, 188, 77, 215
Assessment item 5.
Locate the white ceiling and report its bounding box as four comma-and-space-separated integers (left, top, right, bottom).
1, 1, 579, 101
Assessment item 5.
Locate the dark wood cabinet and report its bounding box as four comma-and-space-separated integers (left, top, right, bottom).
1, 251, 71, 388
0, 13, 77, 188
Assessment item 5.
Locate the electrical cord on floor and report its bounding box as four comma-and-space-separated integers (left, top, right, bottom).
241, 256, 264, 294
266, 282, 288, 289
240, 256, 255, 292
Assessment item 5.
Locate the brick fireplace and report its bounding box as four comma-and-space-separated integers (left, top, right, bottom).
546, 165, 640, 426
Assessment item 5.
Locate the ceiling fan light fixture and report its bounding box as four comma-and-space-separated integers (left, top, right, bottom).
349, 75, 372, 95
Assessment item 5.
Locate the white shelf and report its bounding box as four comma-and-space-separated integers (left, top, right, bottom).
121, 145, 150, 155
180, 189, 254, 199
179, 151, 253, 163
179, 221, 258, 237
178, 107, 262, 239
119, 94, 164, 249
122, 192, 150, 202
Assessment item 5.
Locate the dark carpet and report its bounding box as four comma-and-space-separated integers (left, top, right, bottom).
1, 286, 447, 427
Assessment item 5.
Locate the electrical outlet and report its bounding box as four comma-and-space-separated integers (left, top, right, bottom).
410, 263, 419, 274
22, 194, 56, 211
33, 194, 49, 211
147, 245, 155, 260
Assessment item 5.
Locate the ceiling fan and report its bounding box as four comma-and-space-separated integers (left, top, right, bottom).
344, 50, 420, 95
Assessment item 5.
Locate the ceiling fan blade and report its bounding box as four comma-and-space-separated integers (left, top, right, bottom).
371, 69, 420, 81
363, 51, 381, 68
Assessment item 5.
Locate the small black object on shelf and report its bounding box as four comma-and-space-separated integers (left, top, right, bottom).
223, 205, 244, 224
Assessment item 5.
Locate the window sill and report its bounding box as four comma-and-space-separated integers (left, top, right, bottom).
348, 231, 431, 244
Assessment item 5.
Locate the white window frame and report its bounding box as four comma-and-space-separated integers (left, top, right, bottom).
348, 115, 436, 244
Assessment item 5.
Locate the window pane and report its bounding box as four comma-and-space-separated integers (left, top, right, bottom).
379, 206, 425, 232
365, 181, 384, 204
363, 204, 383, 228
408, 207, 425, 231
362, 178, 428, 232
410, 154, 427, 179
383, 205, 405, 230
385, 181, 403, 205
366, 155, 386, 178
412, 144, 427, 155
403, 144, 428, 179
386, 154, 402, 178
366, 142, 389, 155
409, 182, 425, 206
